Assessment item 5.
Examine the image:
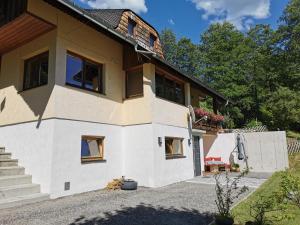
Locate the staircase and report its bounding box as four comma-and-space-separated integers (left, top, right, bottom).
0, 147, 49, 209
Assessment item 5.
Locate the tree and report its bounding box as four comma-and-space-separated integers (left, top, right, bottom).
276, 0, 300, 90
199, 22, 253, 127
175, 37, 199, 75
160, 29, 177, 65
260, 87, 300, 130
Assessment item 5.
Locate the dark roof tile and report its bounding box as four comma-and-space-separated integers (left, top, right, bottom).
84, 9, 126, 29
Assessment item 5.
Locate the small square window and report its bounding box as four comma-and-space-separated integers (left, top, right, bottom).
23, 52, 49, 90
165, 137, 184, 159
128, 19, 136, 36
81, 136, 104, 162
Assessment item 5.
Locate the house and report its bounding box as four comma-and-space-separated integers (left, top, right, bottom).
0, 0, 227, 202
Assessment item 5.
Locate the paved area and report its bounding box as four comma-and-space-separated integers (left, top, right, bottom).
187, 173, 268, 188
0, 181, 255, 225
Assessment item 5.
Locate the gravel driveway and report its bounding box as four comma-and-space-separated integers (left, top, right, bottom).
0, 181, 253, 225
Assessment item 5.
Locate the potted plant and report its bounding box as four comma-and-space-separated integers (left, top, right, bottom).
214, 170, 249, 225
231, 163, 240, 172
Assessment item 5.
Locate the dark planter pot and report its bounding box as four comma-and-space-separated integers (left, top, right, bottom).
215, 215, 234, 225
121, 179, 138, 190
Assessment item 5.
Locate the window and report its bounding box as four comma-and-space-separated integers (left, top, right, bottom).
23, 52, 49, 90
149, 34, 156, 48
128, 19, 136, 36
66, 52, 104, 94
165, 137, 184, 158
155, 73, 185, 105
81, 136, 104, 162
126, 70, 143, 98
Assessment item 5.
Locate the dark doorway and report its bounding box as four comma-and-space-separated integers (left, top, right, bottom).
193, 136, 201, 176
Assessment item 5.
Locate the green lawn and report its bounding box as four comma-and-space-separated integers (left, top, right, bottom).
287, 131, 300, 140
232, 154, 300, 225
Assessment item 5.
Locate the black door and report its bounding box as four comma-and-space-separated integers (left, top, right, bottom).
193, 136, 201, 176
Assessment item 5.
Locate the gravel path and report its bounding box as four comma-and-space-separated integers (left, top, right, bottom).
0, 182, 252, 225
186, 174, 267, 188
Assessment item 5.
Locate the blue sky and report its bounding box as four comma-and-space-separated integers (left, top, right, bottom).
75, 0, 289, 43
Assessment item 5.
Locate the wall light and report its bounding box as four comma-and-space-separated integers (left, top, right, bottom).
188, 139, 192, 146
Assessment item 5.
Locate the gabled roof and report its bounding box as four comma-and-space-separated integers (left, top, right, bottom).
44, 0, 228, 102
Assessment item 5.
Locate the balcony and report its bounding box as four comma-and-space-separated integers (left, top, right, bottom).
192, 107, 224, 133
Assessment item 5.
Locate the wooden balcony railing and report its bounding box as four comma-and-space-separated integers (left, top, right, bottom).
192, 121, 222, 133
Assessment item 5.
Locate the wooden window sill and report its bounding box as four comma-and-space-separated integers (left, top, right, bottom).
66, 83, 106, 96
81, 158, 106, 164
166, 155, 186, 160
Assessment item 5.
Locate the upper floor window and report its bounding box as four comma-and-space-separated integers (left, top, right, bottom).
66, 52, 104, 94
155, 73, 185, 105
128, 19, 136, 36
23, 51, 49, 90
149, 34, 156, 48
126, 69, 143, 98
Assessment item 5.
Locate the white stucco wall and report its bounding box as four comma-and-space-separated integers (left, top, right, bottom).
122, 123, 155, 187
152, 123, 195, 187
50, 119, 123, 198
203, 133, 236, 164
0, 120, 54, 194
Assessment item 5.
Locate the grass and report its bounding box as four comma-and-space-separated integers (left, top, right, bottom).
232, 153, 300, 225
287, 130, 300, 140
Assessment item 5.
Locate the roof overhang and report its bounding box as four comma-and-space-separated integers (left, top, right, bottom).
0, 12, 55, 55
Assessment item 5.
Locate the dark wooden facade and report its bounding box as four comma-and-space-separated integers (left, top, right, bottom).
0, 0, 27, 27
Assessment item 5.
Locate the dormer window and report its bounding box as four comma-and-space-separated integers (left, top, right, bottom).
128, 19, 136, 36
149, 34, 156, 48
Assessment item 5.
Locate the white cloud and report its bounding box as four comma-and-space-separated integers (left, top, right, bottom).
80, 0, 148, 14
168, 19, 175, 25
191, 0, 271, 30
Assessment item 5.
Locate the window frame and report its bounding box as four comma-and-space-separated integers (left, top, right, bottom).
23, 51, 49, 91
127, 18, 136, 37
149, 33, 156, 48
125, 68, 144, 99
66, 51, 104, 94
165, 137, 184, 159
81, 135, 105, 163
155, 71, 185, 105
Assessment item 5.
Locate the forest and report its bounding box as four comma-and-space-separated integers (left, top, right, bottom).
160, 0, 300, 133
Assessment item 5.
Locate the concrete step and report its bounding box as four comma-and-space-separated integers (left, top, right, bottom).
0, 153, 11, 160
0, 167, 25, 176
0, 175, 32, 188
0, 159, 18, 167
0, 193, 49, 209
0, 148, 5, 153
0, 183, 40, 199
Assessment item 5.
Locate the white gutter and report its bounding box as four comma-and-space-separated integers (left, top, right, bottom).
134, 44, 157, 57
